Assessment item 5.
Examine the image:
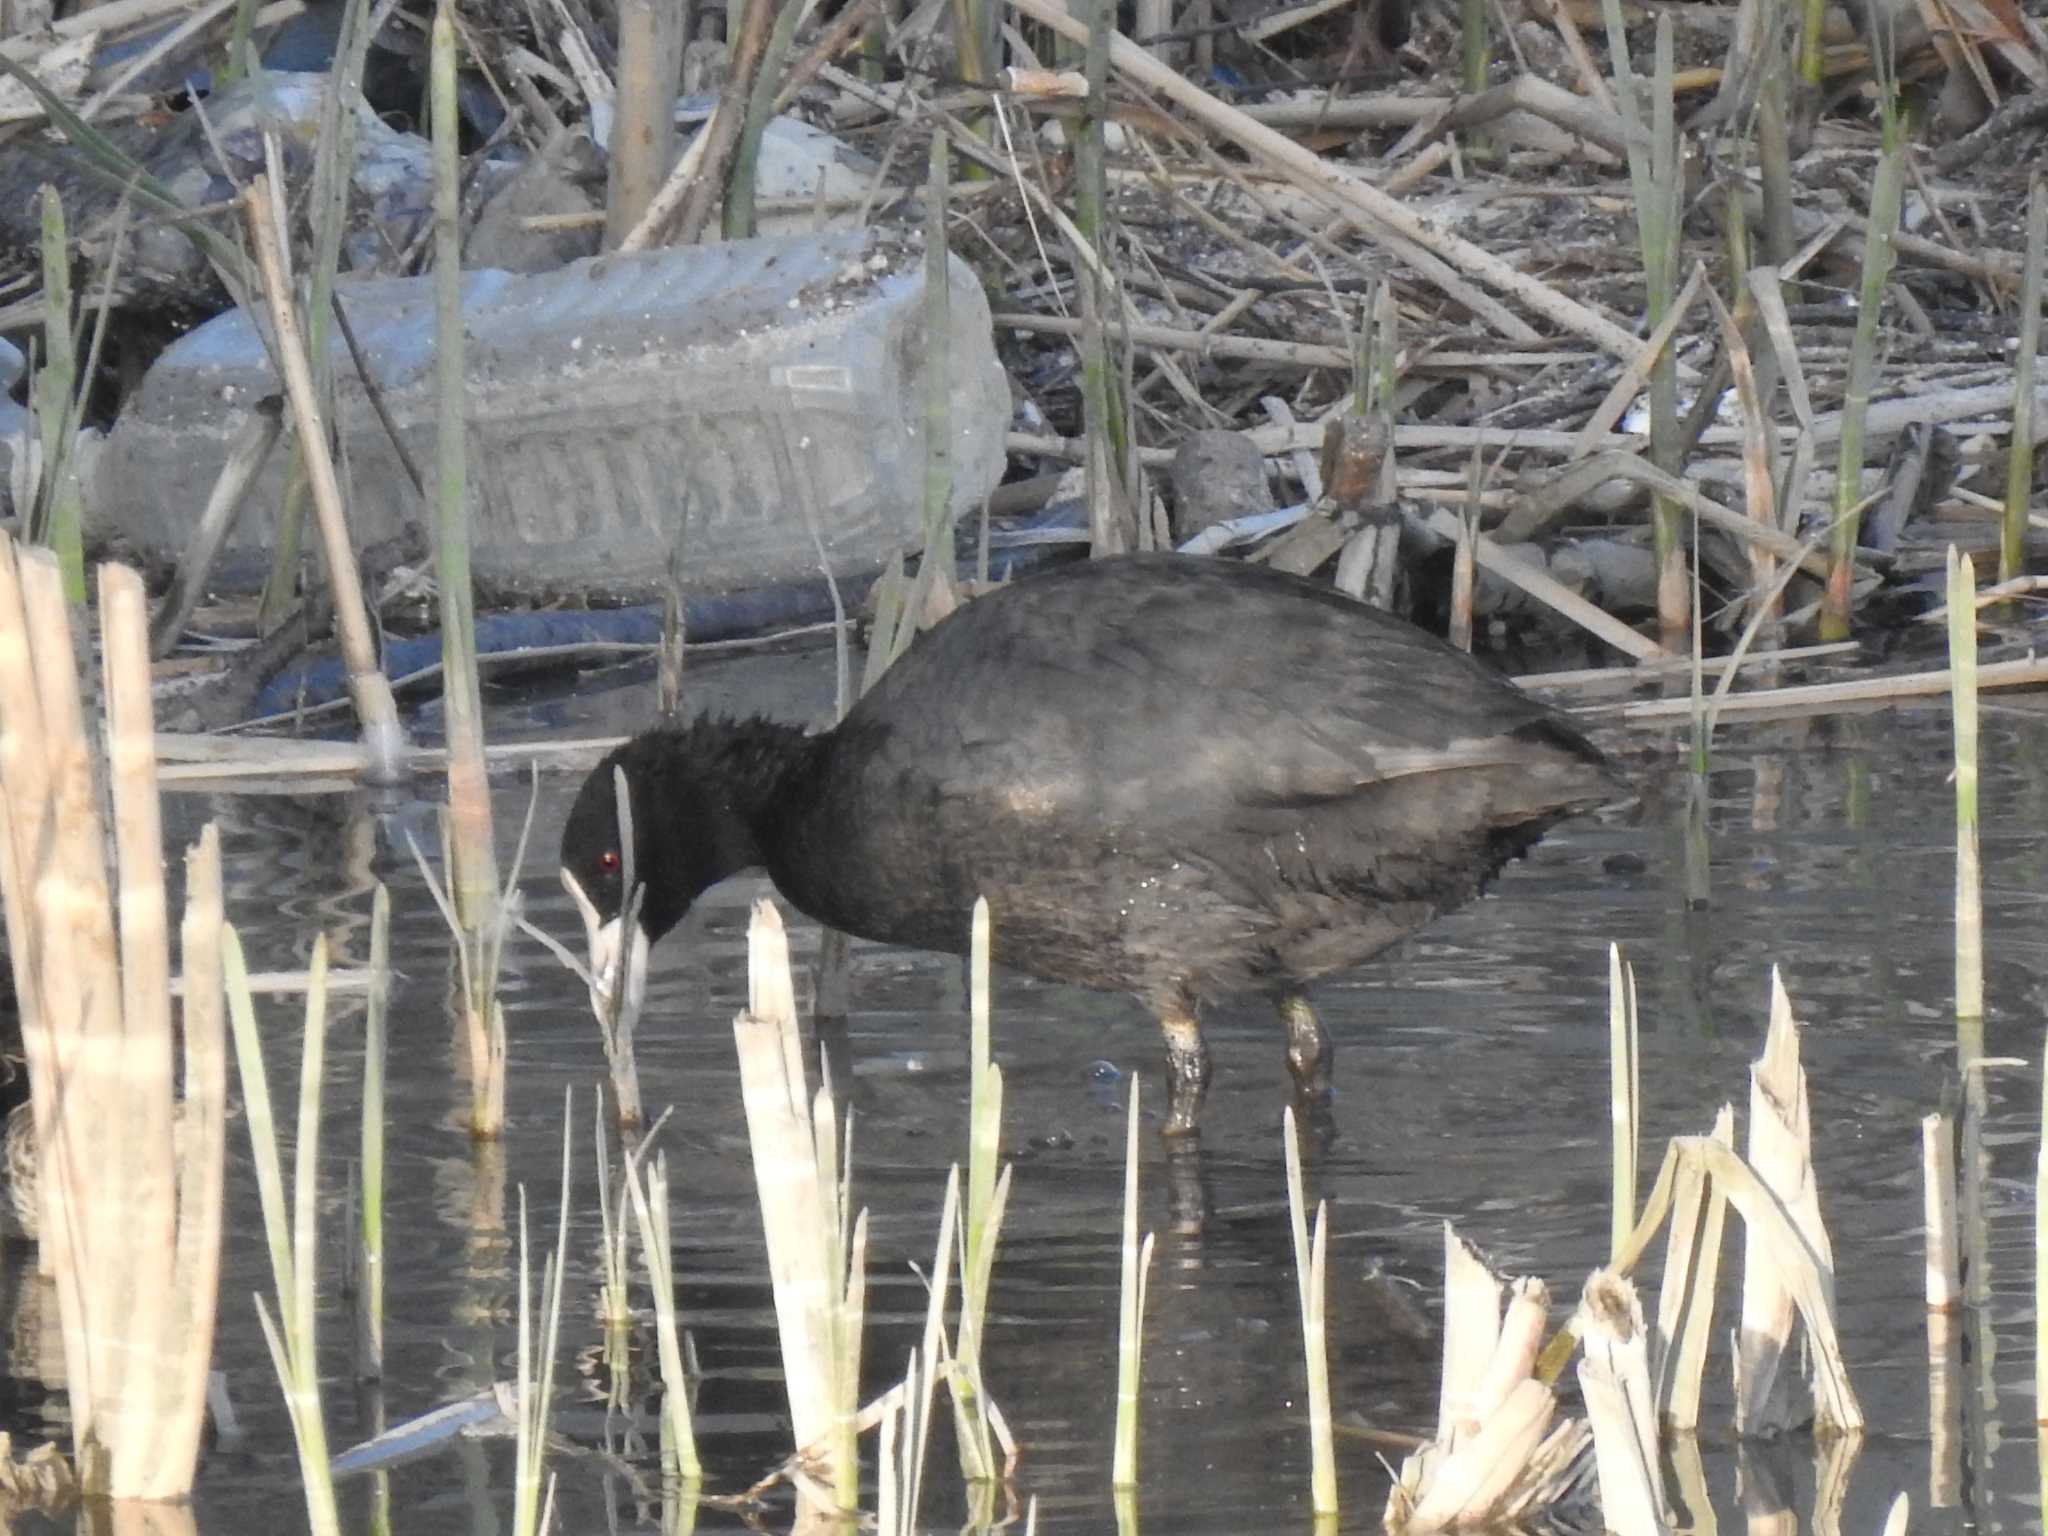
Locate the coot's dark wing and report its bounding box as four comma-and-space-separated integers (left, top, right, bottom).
842, 555, 1606, 825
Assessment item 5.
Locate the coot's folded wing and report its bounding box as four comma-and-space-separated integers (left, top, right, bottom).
846, 556, 1605, 821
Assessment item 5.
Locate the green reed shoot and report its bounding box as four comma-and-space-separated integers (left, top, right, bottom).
513, 1091, 575, 1536
2003, 175, 2044, 585
31, 187, 82, 599
429, 0, 506, 1135
1601, 1, 1686, 649
1822, 87, 1905, 639
593, 1099, 633, 1334
1283, 1105, 1337, 1515
1112, 1077, 1153, 1488
623, 1123, 704, 1484
953, 897, 1011, 1479
726, 0, 807, 239
225, 927, 341, 1536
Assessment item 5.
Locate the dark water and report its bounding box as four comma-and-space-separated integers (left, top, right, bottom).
4, 645, 2046, 1534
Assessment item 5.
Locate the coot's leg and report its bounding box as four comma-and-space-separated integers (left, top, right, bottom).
1160, 1007, 1210, 1136
1278, 989, 1332, 1098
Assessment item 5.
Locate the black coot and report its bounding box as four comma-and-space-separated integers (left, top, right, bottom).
559, 554, 1620, 1131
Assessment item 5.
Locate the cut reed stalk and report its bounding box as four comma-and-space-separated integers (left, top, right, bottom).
1922, 1112, 1959, 1313
357, 884, 390, 1383
2002, 176, 2043, 584
1574, 1272, 1666, 1536
1608, 944, 1639, 1261
1948, 547, 1982, 1033
0, 542, 227, 1498
1112, 1078, 1153, 1488
225, 928, 341, 1535
1282, 1104, 1337, 1515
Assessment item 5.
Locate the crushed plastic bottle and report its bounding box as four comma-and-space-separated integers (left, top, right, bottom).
89, 229, 1011, 602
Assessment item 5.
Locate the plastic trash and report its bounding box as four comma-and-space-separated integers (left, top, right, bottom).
89, 228, 1011, 602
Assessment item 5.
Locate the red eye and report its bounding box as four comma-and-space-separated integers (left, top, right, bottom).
599, 850, 621, 873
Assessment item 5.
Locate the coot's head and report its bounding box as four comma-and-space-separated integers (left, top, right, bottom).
558, 735, 716, 1031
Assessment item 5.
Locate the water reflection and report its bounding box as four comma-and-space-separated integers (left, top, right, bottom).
0, 665, 2043, 1533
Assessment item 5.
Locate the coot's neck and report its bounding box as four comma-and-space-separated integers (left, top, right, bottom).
641, 715, 818, 889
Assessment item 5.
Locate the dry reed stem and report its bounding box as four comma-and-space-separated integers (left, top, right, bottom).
1005, 0, 1641, 358
0, 540, 225, 1497
240, 170, 405, 782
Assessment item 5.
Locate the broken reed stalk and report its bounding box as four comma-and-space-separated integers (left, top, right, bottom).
606, 0, 684, 246
1608, 944, 1639, 1261
430, 0, 507, 1137
622, 1131, 703, 1484
1652, 1104, 1733, 1429
2003, 174, 2044, 585
733, 899, 866, 1508
1948, 547, 1982, 1032
952, 897, 1010, 1481
357, 884, 390, 1383
512, 1093, 575, 1536
0, 543, 227, 1498
1574, 1273, 1667, 1536
240, 169, 407, 783
32, 186, 84, 599
1389, 1234, 1581, 1533
225, 928, 341, 1536
1282, 1104, 1337, 1515
1112, 1077, 1153, 1488
1821, 96, 1905, 640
